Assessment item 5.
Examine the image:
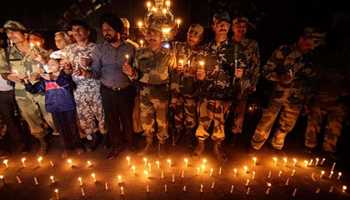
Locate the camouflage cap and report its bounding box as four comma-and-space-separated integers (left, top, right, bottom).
213, 12, 231, 23
187, 24, 204, 37
3, 20, 27, 32
232, 17, 249, 25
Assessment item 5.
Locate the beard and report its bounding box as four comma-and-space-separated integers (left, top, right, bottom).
104, 34, 117, 43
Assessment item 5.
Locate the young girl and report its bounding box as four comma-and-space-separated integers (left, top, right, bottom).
24, 58, 83, 157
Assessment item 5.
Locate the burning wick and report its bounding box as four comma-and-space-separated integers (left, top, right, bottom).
33, 177, 39, 185
54, 189, 59, 200
320, 170, 325, 179
3, 159, 9, 168
125, 54, 130, 62
21, 157, 26, 168
337, 172, 342, 180
37, 156, 43, 167
91, 173, 97, 183
126, 156, 131, 166
265, 182, 272, 195
329, 171, 334, 179
209, 168, 214, 177
50, 176, 56, 184
342, 185, 347, 193
243, 166, 249, 174
78, 177, 83, 186
175, 18, 182, 28
137, 21, 144, 29
139, 39, 144, 47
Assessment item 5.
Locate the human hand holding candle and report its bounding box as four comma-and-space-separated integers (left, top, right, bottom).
197, 60, 206, 80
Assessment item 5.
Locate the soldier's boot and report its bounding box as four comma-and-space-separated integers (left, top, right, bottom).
192, 140, 205, 158
37, 137, 48, 155
138, 137, 154, 156
213, 141, 227, 163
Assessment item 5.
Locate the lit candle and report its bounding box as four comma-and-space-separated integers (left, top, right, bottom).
105, 182, 109, 191
291, 169, 296, 177
243, 165, 249, 174
144, 170, 149, 179
320, 158, 326, 165
137, 21, 144, 29
292, 188, 297, 197
0, 175, 5, 185
183, 185, 187, 192
80, 187, 85, 197
161, 170, 164, 179
209, 168, 214, 177
131, 165, 136, 176
155, 160, 160, 169
245, 179, 250, 186
309, 159, 314, 166
30, 42, 34, 49
337, 172, 342, 180
246, 187, 251, 195
315, 188, 321, 194
146, 1, 152, 10
315, 158, 320, 166
36, 42, 40, 47
285, 178, 290, 186
164, 184, 168, 192
50, 160, 55, 168
202, 158, 207, 165
267, 170, 272, 179
201, 164, 206, 173
304, 160, 308, 167
33, 177, 39, 185
21, 157, 26, 168
342, 185, 347, 193
146, 184, 150, 193
91, 173, 97, 183
126, 156, 131, 166
117, 175, 123, 184
165, 0, 171, 8
252, 171, 256, 180
171, 173, 175, 183
184, 158, 189, 168
329, 185, 334, 193
181, 169, 185, 178
125, 54, 130, 62
50, 175, 55, 184
120, 186, 125, 196
16, 175, 22, 184
211, 181, 215, 189
87, 160, 93, 168
37, 156, 43, 167
320, 170, 325, 179
233, 168, 238, 177
167, 158, 172, 168
143, 157, 148, 167
139, 39, 144, 48
283, 157, 288, 166
278, 170, 282, 177
272, 157, 278, 167
3, 159, 8, 168
218, 167, 222, 175
198, 60, 205, 70
200, 184, 204, 193
67, 159, 73, 168
265, 182, 272, 195
230, 185, 234, 193
292, 158, 297, 167
54, 189, 59, 200
328, 171, 334, 179
175, 18, 182, 28
162, 8, 167, 15
252, 157, 257, 167
331, 162, 336, 171
78, 177, 83, 186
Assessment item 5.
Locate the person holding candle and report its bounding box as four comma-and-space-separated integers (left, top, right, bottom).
23, 58, 83, 157
251, 27, 325, 151
62, 20, 107, 151
122, 21, 175, 155
0, 20, 55, 155
170, 24, 205, 147
228, 17, 261, 144
54, 31, 73, 50
193, 12, 235, 162
90, 14, 136, 159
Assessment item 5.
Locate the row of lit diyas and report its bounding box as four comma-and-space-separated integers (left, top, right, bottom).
0, 156, 348, 199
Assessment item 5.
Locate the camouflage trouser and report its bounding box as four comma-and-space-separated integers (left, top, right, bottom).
172, 95, 197, 130
132, 89, 143, 133
195, 98, 231, 141
231, 98, 248, 134
140, 85, 169, 142
305, 104, 346, 152
251, 100, 301, 150
14, 90, 51, 139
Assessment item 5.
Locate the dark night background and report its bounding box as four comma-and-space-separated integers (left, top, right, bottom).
1, 0, 350, 166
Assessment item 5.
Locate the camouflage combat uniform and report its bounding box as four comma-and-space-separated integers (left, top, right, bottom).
251, 44, 317, 150
195, 40, 235, 141
170, 41, 204, 131
132, 47, 175, 142
230, 38, 260, 134
305, 68, 348, 153
0, 46, 55, 140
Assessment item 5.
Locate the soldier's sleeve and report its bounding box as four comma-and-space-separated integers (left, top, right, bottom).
250, 41, 261, 87
263, 45, 286, 82
0, 48, 11, 74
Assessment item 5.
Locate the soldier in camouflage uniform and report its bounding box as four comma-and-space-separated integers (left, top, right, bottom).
251, 28, 325, 151
193, 12, 235, 162
305, 51, 348, 154
170, 24, 205, 146
0, 21, 55, 154
122, 23, 175, 155
230, 17, 260, 139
